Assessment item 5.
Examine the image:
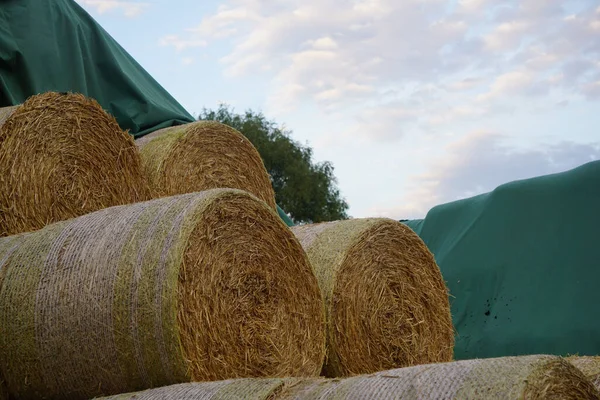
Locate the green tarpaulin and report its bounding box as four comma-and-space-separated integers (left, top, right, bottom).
0, 0, 194, 136
404, 160, 600, 360
0, 0, 294, 226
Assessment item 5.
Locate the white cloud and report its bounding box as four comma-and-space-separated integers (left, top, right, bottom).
369, 131, 600, 219
181, 57, 195, 66
76, 0, 148, 17
158, 35, 207, 52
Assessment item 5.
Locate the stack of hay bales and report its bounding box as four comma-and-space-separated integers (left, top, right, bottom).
136, 121, 276, 209
0, 92, 150, 237
291, 218, 454, 377
0, 189, 325, 399
568, 356, 600, 390
93, 355, 600, 399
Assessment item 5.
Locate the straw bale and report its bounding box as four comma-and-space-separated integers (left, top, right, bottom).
0, 189, 325, 400
291, 218, 454, 377
94, 378, 285, 399
0, 92, 149, 237
92, 355, 600, 399
136, 121, 276, 209
277, 354, 600, 399
568, 356, 600, 390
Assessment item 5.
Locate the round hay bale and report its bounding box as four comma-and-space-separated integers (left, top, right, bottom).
291, 218, 454, 377
94, 378, 285, 400
276, 355, 600, 399
136, 121, 276, 209
568, 356, 600, 390
0, 189, 325, 400
0, 92, 150, 237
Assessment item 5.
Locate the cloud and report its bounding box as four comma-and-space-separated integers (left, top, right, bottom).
369, 131, 600, 219
76, 0, 149, 17
158, 35, 207, 52
181, 57, 195, 66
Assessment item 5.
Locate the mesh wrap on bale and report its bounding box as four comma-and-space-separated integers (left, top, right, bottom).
291, 218, 454, 377
0, 189, 325, 400
136, 120, 276, 209
95, 378, 285, 400
92, 355, 600, 400
277, 354, 600, 399
568, 356, 600, 390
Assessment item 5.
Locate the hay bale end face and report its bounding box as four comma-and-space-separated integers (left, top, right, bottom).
136, 121, 276, 209
567, 356, 600, 390
292, 218, 454, 377
0, 92, 150, 237
0, 189, 325, 400
277, 355, 600, 399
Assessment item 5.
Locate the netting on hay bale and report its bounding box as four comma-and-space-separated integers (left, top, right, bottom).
0, 189, 325, 400
136, 120, 276, 209
278, 355, 600, 399
568, 356, 600, 390
0, 92, 150, 237
92, 355, 600, 400
291, 218, 454, 377
94, 378, 285, 400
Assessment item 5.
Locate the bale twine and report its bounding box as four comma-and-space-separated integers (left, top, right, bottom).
291, 218, 454, 377
568, 356, 600, 390
0, 188, 325, 400
94, 378, 285, 400
0, 92, 150, 237
277, 355, 600, 399
136, 121, 276, 209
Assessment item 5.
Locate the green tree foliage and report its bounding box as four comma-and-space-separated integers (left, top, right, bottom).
198, 104, 350, 224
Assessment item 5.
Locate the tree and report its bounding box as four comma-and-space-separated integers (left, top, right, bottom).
198, 104, 350, 224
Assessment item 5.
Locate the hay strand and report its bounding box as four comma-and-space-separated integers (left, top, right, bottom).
568, 356, 600, 390
0, 189, 325, 400
292, 218, 454, 377
136, 121, 276, 209
0, 92, 149, 237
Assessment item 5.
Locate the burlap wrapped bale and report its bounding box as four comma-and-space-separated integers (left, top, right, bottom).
568, 356, 600, 390
0, 189, 325, 400
136, 120, 276, 209
278, 355, 600, 399
0, 92, 150, 237
291, 218, 454, 377
94, 378, 285, 400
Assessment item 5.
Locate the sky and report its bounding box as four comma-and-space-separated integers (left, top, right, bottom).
76, 0, 600, 220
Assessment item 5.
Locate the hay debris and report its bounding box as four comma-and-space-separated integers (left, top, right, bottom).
0, 189, 325, 400
292, 218, 454, 377
567, 356, 600, 390
0, 92, 150, 237
136, 121, 276, 209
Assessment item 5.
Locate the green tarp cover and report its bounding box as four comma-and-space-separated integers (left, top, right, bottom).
0, 0, 194, 137
0, 0, 294, 226
404, 160, 600, 360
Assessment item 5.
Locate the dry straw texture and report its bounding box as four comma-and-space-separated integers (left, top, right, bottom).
0, 189, 325, 400
136, 120, 276, 209
291, 218, 454, 377
0, 92, 150, 237
568, 356, 600, 390
92, 355, 600, 400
